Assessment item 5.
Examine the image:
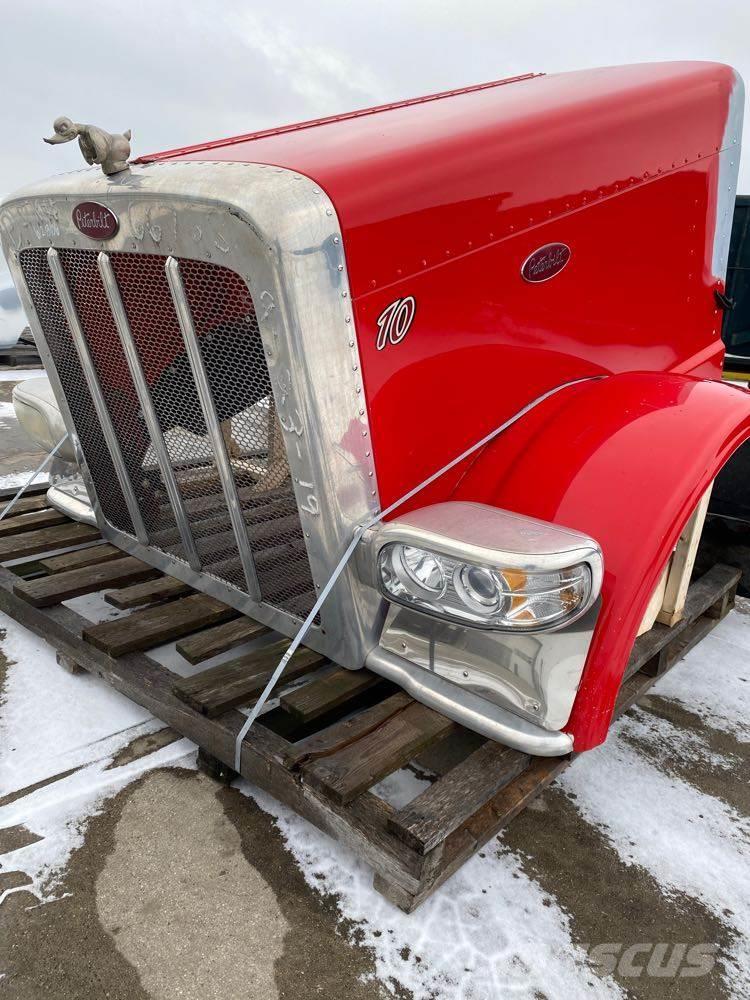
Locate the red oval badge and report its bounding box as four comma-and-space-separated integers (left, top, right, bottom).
521, 243, 571, 283
72, 202, 119, 240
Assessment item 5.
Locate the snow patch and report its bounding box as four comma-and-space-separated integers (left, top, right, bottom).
0, 370, 44, 382
561, 729, 750, 992
0, 472, 48, 491
0, 611, 158, 795
0, 741, 195, 902
650, 624, 750, 740
622, 705, 737, 771
243, 782, 623, 1000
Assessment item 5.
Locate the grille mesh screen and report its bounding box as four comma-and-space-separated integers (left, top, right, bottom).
20, 248, 135, 536
18, 247, 315, 619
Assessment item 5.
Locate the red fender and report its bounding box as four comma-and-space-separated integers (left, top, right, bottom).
450, 372, 750, 751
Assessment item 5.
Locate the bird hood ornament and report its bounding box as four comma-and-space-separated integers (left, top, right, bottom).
44, 117, 131, 176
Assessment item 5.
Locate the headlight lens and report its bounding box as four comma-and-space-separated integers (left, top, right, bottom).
378, 543, 593, 631
379, 543, 446, 601
401, 546, 445, 595
454, 565, 507, 615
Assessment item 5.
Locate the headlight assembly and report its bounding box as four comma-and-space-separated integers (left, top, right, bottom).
370, 502, 603, 633
378, 543, 592, 630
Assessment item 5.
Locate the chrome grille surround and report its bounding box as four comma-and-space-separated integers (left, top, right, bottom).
0, 162, 382, 665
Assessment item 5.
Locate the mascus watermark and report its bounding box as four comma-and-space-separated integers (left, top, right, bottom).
583, 943, 718, 979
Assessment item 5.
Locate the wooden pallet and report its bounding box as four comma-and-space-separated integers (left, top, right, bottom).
0, 485, 739, 911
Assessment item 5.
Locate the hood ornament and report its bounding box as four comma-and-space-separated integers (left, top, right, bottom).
44, 117, 131, 176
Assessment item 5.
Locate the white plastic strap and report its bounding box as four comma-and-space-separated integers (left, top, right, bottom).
0, 433, 70, 523
233, 376, 601, 770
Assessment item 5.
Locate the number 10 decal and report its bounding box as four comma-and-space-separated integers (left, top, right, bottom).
376, 296, 416, 351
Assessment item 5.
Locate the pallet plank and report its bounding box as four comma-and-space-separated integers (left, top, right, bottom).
105, 575, 192, 610
284, 692, 413, 770
0, 495, 50, 516
616, 601, 734, 718
176, 616, 271, 665
280, 668, 383, 723
174, 639, 326, 717
388, 742, 531, 854
0, 508, 68, 538
0, 522, 100, 563
303, 702, 457, 805
623, 563, 740, 681
375, 754, 571, 912
83, 593, 236, 656
0, 481, 49, 502
40, 543, 122, 574
13, 556, 160, 608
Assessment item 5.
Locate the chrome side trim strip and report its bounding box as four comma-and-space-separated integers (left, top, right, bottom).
98, 252, 201, 571
164, 255, 261, 600
366, 646, 574, 756
46, 247, 149, 545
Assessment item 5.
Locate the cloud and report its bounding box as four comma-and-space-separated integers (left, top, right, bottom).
0, 0, 747, 293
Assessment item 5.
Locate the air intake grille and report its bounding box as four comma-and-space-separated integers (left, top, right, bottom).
19, 247, 315, 620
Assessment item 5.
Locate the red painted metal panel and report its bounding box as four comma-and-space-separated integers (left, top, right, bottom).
355, 154, 725, 512
141, 62, 735, 298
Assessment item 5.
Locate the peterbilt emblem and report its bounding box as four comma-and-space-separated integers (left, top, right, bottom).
376, 296, 416, 350
521, 243, 571, 283
44, 116, 131, 176
72, 202, 119, 240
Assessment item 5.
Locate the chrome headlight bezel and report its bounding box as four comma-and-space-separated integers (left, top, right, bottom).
365, 502, 603, 634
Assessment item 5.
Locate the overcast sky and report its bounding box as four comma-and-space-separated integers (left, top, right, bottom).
1, 0, 748, 331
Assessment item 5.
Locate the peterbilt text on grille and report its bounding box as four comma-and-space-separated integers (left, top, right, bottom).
1, 62, 746, 759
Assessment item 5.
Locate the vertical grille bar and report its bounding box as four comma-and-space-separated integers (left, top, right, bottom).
47, 248, 149, 544
164, 255, 261, 600
97, 252, 202, 572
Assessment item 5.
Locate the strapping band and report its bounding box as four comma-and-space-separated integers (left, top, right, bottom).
230, 376, 603, 771
0, 433, 69, 522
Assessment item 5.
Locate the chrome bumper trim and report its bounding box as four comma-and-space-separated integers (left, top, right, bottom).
46, 481, 97, 526
365, 646, 574, 756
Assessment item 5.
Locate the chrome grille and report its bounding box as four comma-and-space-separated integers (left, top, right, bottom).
18, 247, 315, 619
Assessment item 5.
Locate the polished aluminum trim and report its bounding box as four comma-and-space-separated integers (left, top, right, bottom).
46, 477, 98, 526
0, 162, 380, 663
377, 598, 599, 731
46, 247, 149, 544
366, 646, 574, 755
165, 254, 261, 600
97, 251, 201, 571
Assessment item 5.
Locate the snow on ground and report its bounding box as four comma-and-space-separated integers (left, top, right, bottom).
0, 471, 48, 493
0, 612, 195, 906
0, 371, 44, 382
651, 612, 750, 738
1, 598, 748, 998
0, 615, 154, 793
562, 725, 750, 992
0, 400, 16, 429
250, 780, 625, 999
